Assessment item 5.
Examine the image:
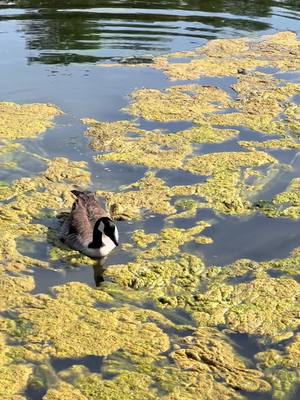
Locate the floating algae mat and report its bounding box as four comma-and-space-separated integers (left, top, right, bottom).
1, 32, 300, 400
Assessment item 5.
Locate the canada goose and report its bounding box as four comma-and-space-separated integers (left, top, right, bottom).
60, 190, 119, 258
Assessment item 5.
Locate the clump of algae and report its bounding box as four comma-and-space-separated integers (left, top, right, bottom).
256, 333, 300, 399
0, 102, 62, 139
256, 178, 300, 219
82, 117, 238, 170
0, 157, 90, 271
123, 84, 230, 122
0, 333, 32, 398
97, 166, 276, 221
68, 326, 270, 400
125, 32, 300, 81
239, 138, 300, 151
96, 172, 175, 220
172, 327, 270, 393
130, 223, 212, 260
0, 273, 34, 312
17, 282, 170, 358
183, 151, 276, 176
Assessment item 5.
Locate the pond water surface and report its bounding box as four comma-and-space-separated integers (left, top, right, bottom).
1, 1, 300, 399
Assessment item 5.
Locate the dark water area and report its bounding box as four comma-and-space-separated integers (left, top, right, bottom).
1, 1, 300, 399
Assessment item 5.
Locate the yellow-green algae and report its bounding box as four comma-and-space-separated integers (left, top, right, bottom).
117, 32, 300, 81
66, 327, 270, 400
106, 243, 300, 344
239, 138, 300, 151
123, 84, 230, 122
206, 73, 300, 136
17, 282, 170, 358
129, 223, 212, 259
0, 333, 32, 398
0, 157, 90, 272
0, 102, 62, 139
256, 333, 300, 399
183, 150, 276, 175
98, 165, 279, 221
82, 117, 238, 170
257, 177, 300, 219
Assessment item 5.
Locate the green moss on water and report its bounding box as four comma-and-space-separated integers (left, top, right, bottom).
123, 85, 230, 122
0, 157, 90, 271
130, 224, 211, 260
82, 117, 237, 170
256, 178, 300, 219
183, 151, 276, 176
0, 333, 32, 398
96, 172, 175, 220
123, 32, 300, 81
256, 333, 300, 399
0, 102, 62, 139
17, 282, 169, 359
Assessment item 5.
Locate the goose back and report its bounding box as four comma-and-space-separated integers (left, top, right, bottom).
60, 190, 109, 253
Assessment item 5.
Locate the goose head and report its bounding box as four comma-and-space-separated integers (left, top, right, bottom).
97, 217, 119, 247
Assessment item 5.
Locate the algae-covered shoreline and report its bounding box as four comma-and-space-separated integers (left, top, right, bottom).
0, 31, 300, 400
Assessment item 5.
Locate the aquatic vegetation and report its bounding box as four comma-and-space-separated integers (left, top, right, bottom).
130, 223, 212, 259
82, 117, 238, 170
96, 172, 176, 220
256, 334, 300, 399
239, 138, 300, 151
183, 151, 276, 175
0, 274, 34, 312
124, 32, 300, 81
0, 157, 90, 271
207, 73, 300, 135
256, 178, 300, 219
0, 102, 62, 139
123, 84, 230, 122
1, 31, 300, 400
17, 282, 170, 358
172, 327, 270, 393
0, 333, 32, 398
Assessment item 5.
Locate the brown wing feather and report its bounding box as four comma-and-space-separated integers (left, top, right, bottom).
71, 190, 108, 224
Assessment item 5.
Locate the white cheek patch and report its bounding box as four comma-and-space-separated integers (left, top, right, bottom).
114, 226, 119, 243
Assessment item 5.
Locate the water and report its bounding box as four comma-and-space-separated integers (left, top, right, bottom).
1, 1, 300, 399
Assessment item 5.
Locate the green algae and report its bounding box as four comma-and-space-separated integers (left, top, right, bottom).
0, 102, 62, 139
256, 334, 300, 399
0, 157, 91, 271
82, 117, 238, 170
68, 326, 270, 400
130, 223, 212, 260
172, 327, 270, 393
124, 32, 300, 81
0, 274, 34, 312
17, 282, 169, 359
97, 166, 277, 221
44, 382, 88, 400
0, 333, 32, 398
256, 178, 300, 219
96, 172, 175, 220
105, 253, 204, 295
123, 84, 230, 122
239, 138, 300, 151
183, 151, 276, 176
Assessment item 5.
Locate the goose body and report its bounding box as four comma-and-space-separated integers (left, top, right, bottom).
60, 190, 119, 258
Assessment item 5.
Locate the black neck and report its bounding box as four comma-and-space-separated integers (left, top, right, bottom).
88, 220, 103, 249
